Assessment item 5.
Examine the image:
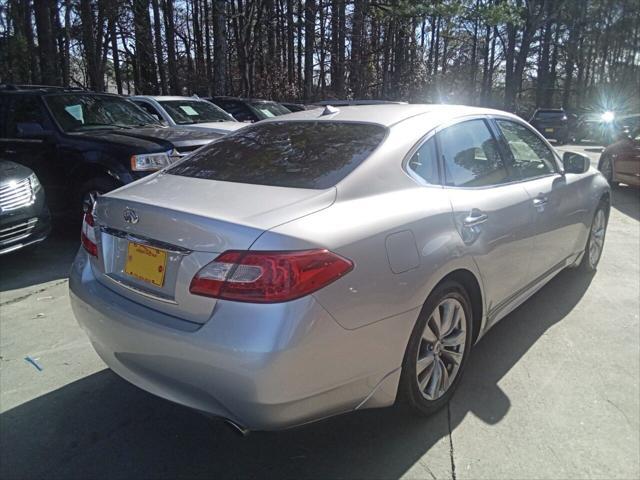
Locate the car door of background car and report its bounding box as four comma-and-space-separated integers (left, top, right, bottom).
437, 117, 535, 316
0, 95, 64, 210
616, 129, 640, 185
492, 117, 589, 279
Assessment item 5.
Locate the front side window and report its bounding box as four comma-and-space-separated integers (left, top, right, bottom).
159, 100, 234, 124
168, 121, 386, 189
45, 94, 160, 132
439, 119, 509, 187
407, 136, 439, 185
6, 96, 47, 137
496, 119, 557, 179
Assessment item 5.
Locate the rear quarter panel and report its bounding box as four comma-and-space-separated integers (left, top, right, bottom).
251, 186, 484, 331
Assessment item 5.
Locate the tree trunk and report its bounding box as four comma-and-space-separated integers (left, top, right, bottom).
34, 0, 57, 84
303, 0, 315, 101
151, 0, 167, 94
133, 0, 159, 94
162, 0, 180, 94
213, 0, 227, 95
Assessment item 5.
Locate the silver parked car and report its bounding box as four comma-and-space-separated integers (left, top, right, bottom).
70, 104, 610, 432
130, 95, 246, 136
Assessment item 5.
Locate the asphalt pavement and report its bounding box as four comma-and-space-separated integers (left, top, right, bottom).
0, 144, 638, 479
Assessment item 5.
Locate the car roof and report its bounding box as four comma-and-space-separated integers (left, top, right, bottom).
260, 104, 517, 128
210, 96, 280, 104
131, 96, 209, 102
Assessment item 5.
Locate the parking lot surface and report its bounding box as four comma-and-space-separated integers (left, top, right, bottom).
1, 145, 638, 479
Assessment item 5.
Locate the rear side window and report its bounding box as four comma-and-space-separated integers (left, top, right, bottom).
407, 136, 439, 184
439, 119, 509, 187
5, 95, 48, 137
168, 121, 387, 189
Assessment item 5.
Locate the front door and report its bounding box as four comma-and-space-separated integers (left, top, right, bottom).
616, 130, 640, 185
438, 118, 535, 315
493, 118, 587, 278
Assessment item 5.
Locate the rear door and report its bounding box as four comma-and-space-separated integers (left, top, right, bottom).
438, 118, 535, 314
616, 129, 640, 185
492, 118, 588, 276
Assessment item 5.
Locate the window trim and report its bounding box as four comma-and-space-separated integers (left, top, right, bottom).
433, 115, 516, 190
489, 115, 564, 180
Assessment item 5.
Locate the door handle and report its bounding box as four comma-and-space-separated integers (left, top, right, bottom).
5, 149, 17, 155
463, 209, 489, 227
533, 195, 549, 208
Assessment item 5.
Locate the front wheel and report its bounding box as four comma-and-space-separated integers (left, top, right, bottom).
580, 204, 608, 272
398, 281, 473, 416
599, 156, 618, 187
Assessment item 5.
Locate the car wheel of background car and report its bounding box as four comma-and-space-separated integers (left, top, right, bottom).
79, 176, 120, 214
580, 203, 609, 273
398, 280, 473, 417
599, 156, 618, 187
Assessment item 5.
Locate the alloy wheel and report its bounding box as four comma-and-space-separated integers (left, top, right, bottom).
416, 297, 467, 401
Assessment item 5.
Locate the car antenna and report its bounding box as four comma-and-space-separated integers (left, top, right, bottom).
321, 105, 339, 116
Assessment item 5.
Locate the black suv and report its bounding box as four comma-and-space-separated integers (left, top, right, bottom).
529, 109, 569, 144
206, 97, 291, 122
0, 86, 221, 214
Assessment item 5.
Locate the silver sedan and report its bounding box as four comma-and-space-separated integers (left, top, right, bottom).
69, 104, 610, 432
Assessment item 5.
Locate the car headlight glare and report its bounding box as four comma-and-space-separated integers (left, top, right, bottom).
130, 152, 171, 171
29, 173, 41, 191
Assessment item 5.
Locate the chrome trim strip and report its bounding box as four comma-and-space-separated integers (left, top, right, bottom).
100, 226, 192, 255
103, 274, 179, 305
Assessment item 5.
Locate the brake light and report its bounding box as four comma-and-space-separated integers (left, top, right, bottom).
189, 249, 353, 303
81, 211, 98, 257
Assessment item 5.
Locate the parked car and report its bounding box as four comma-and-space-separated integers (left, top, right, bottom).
206, 96, 291, 122
598, 127, 640, 187
70, 104, 609, 433
130, 96, 245, 135
312, 99, 408, 106
280, 102, 308, 112
0, 160, 50, 255
0, 86, 221, 214
572, 112, 619, 145
529, 108, 569, 144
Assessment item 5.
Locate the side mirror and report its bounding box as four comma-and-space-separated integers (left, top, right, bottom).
16, 122, 53, 140
562, 151, 590, 174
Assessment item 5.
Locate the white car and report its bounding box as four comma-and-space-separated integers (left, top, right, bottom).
130, 96, 246, 136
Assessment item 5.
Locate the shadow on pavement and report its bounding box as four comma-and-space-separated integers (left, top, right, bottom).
0, 221, 79, 293
611, 186, 640, 222
0, 266, 594, 480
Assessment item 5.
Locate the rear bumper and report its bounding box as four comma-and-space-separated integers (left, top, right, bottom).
69, 250, 412, 430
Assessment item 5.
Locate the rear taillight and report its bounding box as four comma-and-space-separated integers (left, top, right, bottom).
81, 211, 98, 257
189, 249, 353, 303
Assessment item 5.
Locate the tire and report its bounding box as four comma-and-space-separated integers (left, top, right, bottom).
579, 202, 609, 273
599, 156, 618, 187
398, 280, 474, 417
77, 176, 120, 214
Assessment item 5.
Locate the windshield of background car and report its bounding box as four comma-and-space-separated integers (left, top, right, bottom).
249, 102, 291, 118
535, 111, 566, 120
167, 121, 386, 189
159, 100, 234, 124
45, 94, 160, 132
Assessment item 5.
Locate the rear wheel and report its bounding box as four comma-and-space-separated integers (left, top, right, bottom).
399, 281, 473, 416
580, 203, 608, 272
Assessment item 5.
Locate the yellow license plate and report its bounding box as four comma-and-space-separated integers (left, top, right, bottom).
124, 242, 167, 287
544, 128, 554, 133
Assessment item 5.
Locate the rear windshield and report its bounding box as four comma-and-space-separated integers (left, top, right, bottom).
534, 111, 566, 120
167, 121, 386, 189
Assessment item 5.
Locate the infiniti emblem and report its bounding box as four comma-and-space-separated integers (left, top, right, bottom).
123, 207, 139, 224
